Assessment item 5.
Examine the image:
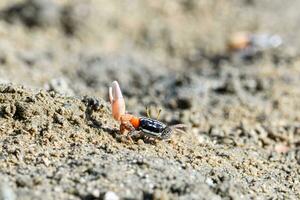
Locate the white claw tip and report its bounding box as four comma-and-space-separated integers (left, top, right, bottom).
111, 81, 123, 99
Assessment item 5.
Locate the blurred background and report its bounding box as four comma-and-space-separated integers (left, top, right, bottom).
0, 0, 299, 127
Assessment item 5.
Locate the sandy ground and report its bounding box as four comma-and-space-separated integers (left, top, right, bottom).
0, 0, 300, 199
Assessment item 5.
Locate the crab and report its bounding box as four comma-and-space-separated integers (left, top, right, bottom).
109, 81, 185, 143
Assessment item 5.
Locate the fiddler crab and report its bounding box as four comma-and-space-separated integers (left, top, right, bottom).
109, 81, 185, 143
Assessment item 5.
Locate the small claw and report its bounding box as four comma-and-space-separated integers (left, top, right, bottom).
109, 81, 126, 121
170, 124, 187, 135
171, 124, 187, 129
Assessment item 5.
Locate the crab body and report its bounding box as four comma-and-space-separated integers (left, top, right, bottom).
137, 117, 172, 139
109, 81, 184, 142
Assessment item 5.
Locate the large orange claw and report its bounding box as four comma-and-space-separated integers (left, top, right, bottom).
109, 81, 126, 121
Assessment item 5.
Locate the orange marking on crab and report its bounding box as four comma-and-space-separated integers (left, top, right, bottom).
120, 114, 140, 130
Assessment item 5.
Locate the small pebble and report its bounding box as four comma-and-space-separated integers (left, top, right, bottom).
0, 178, 16, 200
274, 144, 289, 154
153, 190, 169, 200
103, 191, 119, 200
137, 139, 144, 145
